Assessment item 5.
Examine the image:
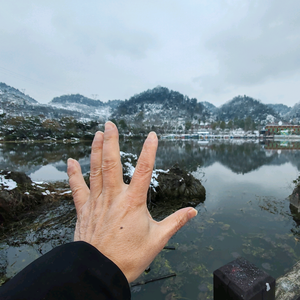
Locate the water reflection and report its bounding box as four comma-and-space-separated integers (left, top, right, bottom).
2, 139, 300, 299
1, 140, 300, 179
0, 142, 92, 177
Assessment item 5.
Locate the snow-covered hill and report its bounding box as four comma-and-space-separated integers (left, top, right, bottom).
0, 82, 37, 104
267, 104, 291, 117
1, 82, 297, 126
111, 86, 210, 129
49, 94, 111, 122
218, 95, 279, 124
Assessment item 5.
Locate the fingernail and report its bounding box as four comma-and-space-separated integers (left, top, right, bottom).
67, 158, 74, 169
94, 131, 103, 141
188, 208, 198, 219
147, 131, 157, 140
67, 158, 74, 164
105, 121, 115, 131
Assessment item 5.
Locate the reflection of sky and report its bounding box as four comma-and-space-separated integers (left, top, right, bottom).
30, 165, 68, 181
193, 162, 298, 210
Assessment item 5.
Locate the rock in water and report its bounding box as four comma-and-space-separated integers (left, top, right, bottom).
0, 170, 37, 223
150, 164, 205, 204
0, 170, 72, 225
276, 260, 300, 300
148, 164, 206, 219
290, 183, 300, 213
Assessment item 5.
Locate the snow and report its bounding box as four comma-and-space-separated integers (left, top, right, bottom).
266, 115, 275, 123
120, 151, 137, 159
150, 169, 169, 190
60, 190, 72, 195
124, 162, 135, 177
0, 175, 17, 190
120, 151, 169, 191
49, 102, 111, 121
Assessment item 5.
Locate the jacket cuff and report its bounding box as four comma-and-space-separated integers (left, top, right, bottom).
0, 241, 131, 300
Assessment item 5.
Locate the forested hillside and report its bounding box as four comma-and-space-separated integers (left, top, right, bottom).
218, 95, 278, 124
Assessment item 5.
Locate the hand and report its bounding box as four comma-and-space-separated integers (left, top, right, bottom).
67, 121, 197, 283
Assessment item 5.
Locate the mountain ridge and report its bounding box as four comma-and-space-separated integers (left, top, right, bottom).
1, 82, 300, 125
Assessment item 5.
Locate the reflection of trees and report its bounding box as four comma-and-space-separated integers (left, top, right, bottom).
2, 140, 300, 177
121, 140, 278, 174
0, 142, 91, 174
120, 140, 213, 172
211, 142, 274, 174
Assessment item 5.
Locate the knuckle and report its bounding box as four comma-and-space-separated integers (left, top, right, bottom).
92, 143, 102, 153
72, 185, 83, 198
102, 158, 119, 172
135, 160, 153, 176
175, 214, 185, 232
90, 167, 102, 179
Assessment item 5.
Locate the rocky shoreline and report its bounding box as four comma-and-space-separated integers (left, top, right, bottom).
2, 161, 300, 299
275, 183, 300, 300
0, 154, 206, 285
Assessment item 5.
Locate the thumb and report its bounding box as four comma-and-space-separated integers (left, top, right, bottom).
67, 158, 90, 213
159, 207, 198, 242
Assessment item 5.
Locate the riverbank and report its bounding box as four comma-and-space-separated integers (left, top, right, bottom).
0, 155, 206, 286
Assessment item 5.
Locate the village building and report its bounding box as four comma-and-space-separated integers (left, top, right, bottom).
265, 123, 300, 136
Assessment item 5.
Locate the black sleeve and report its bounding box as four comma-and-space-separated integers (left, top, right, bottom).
0, 241, 131, 300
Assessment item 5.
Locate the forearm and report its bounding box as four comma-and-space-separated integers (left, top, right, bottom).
0, 241, 131, 300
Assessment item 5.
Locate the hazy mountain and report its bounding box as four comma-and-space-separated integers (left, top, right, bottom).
48, 94, 113, 122
218, 95, 278, 124
267, 104, 291, 117
111, 86, 210, 130
201, 101, 218, 115
0, 83, 91, 120
0, 82, 37, 105
1, 82, 297, 127
285, 101, 300, 121
50, 94, 104, 107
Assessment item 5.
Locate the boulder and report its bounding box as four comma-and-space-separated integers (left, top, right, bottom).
0, 170, 71, 225
0, 170, 39, 223
150, 165, 205, 205
148, 165, 205, 219
276, 260, 300, 300
290, 183, 300, 213
122, 153, 206, 219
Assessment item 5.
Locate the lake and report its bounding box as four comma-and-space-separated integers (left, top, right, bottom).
1, 139, 300, 299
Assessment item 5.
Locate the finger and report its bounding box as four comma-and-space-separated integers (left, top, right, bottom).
89, 131, 104, 197
158, 207, 197, 244
67, 158, 90, 213
102, 121, 123, 194
128, 132, 158, 203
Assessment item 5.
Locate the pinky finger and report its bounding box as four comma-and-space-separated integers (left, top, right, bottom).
67, 158, 90, 213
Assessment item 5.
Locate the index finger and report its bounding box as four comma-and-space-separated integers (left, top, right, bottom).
128, 132, 158, 203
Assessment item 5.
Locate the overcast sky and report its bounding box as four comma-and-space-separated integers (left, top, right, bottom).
1, 0, 300, 107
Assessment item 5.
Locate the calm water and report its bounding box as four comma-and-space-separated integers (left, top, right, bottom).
1, 139, 300, 299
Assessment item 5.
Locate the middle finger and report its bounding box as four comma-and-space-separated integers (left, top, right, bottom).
101, 121, 123, 197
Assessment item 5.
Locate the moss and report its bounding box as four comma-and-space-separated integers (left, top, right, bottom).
192, 264, 211, 278
221, 224, 230, 231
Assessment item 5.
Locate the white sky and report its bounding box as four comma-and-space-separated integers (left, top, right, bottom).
1, 0, 300, 107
